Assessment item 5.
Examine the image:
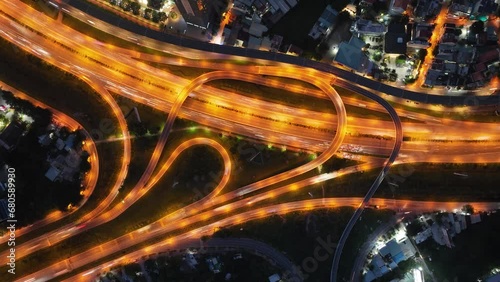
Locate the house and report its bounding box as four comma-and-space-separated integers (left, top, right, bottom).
64, 134, 76, 151
308, 5, 338, 40
379, 239, 405, 264
414, 228, 432, 244
470, 214, 482, 224
472, 0, 498, 16
389, 0, 410, 15
485, 273, 500, 282
206, 257, 222, 273
249, 14, 268, 37
448, 3, 470, 18
352, 19, 386, 35
268, 273, 281, 282
55, 138, 65, 150
286, 44, 303, 56
0, 121, 24, 151
175, 0, 228, 30
45, 166, 61, 182
384, 23, 409, 54
414, 0, 440, 20
334, 36, 373, 73
370, 254, 390, 277
248, 36, 262, 49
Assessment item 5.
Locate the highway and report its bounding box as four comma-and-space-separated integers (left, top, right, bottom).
0, 137, 231, 263
1, 7, 499, 151
42, 198, 500, 282
330, 79, 404, 282
60, 0, 500, 103
0, 1, 499, 281
1, 11, 498, 278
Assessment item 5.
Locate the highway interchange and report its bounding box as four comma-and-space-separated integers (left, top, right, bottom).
0, 0, 500, 281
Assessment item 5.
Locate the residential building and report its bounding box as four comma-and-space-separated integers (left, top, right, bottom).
308, 5, 338, 40
0, 121, 24, 151
334, 36, 373, 73
268, 273, 281, 282
175, 0, 229, 30
385, 23, 409, 54
389, 0, 410, 15
351, 19, 386, 36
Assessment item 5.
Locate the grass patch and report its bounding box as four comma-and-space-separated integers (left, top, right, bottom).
309, 162, 500, 202
0, 37, 118, 135
139, 60, 213, 79
205, 79, 402, 122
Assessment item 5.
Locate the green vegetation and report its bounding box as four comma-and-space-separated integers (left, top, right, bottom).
115, 251, 279, 282
270, 0, 350, 51
0, 92, 83, 223
205, 79, 405, 122
308, 162, 500, 202
391, 101, 500, 123
214, 208, 392, 281
419, 212, 500, 281
0, 142, 224, 278
139, 60, 213, 79
0, 37, 117, 135
0, 36, 123, 246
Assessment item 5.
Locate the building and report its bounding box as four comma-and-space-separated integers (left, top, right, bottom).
485, 273, 500, 282
175, 0, 229, 30
414, 228, 432, 244
334, 36, 373, 73
0, 121, 24, 151
414, 0, 440, 20
389, 0, 410, 15
379, 239, 405, 264
470, 214, 482, 224
385, 23, 409, 54
414, 268, 425, 282
352, 19, 386, 35
206, 257, 222, 273
45, 166, 61, 182
308, 5, 338, 40
268, 273, 281, 282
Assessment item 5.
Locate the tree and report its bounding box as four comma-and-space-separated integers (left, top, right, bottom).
144, 8, 152, 19
130, 1, 140, 15
79, 150, 91, 173
120, 0, 131, 11
462, 204, 474, 214
158, 11, 167, 22
152, 10, 160, 23
417, 49, 427, 61
147, 0, 163, 10
470, 21, 484, 34
373, 0, 388, 13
